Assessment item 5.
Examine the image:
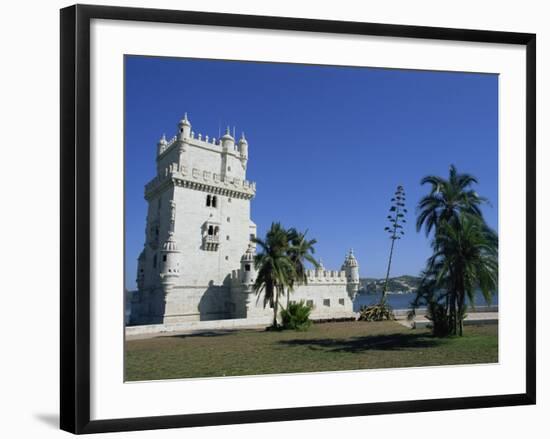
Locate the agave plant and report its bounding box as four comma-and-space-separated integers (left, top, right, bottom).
357, 303, 394, 321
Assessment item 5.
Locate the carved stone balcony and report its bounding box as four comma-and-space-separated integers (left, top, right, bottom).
203, 234, 220, 251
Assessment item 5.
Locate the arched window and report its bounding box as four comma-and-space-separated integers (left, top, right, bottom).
214, 226, 219, 236
212, 196, 217, 208
208, 225, 214, 235
206, 194, 211, 207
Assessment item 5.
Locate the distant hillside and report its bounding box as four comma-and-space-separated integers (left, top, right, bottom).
359, 275, 421, 295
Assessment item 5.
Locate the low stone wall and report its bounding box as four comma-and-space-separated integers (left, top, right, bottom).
126, 315, 272, 336
392, 304, 498, 319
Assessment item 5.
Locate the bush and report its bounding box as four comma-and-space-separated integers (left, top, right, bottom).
280, 301, 313, 331
426, 302, 451, 337
358, 302, 395, 321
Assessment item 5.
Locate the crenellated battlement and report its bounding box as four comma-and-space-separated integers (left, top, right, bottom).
305, 269, 348, 283
158, 127, 246, 161
229, 266, 349, 289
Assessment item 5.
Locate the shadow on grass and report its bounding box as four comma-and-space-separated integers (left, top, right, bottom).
167, 329, 251, 340
278, 333, 442, 353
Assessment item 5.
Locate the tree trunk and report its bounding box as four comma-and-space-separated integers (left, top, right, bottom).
450, 292, 457, 336
458, 291, 465, 336
273, 289, 279, 328
456, 267, 465, 337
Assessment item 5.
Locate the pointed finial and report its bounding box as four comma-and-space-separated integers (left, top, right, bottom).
240, 132, 247, 142
226, 126, 230, 135
183, 112, 188, 122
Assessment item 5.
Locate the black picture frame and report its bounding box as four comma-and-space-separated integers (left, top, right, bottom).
60, 4, 536, 434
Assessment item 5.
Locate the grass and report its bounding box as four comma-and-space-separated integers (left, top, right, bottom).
125, 321, 498, 381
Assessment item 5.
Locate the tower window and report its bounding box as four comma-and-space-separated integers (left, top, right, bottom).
245, 264, 251, 272
339, 298, 345, 306
225, 256, 229, 261
212, 196, 217, 208
162, 255, 167, 262
226, 235, 230, 241
208, 225, 214, 235
250, 233, 255, 241
227, 217, 231, 223
214, 226, 219, 235
206, 194, 211, 207
228, 198, 232, 203
228, 166, 232, 172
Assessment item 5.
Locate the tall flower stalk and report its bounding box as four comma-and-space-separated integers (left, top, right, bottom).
381, 185, 407, 301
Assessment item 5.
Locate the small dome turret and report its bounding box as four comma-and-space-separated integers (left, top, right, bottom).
343, 249, 360, 298
221, 126, 235, 150
238, 132, 248, 159
160, 232, 180, 288
240, 243, 256, 286
241, 242, 255, 263
177, 113, 192, 139
345, 248, 358, 267
162, 231, 178, 252
157, 134, 167, 156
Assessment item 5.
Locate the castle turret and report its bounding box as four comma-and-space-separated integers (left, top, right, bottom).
136, 250, 146, 290
156, 134, 167, 156
343, 249, 360, 298
177, 113, 191, 140
160, 231, 180, 293
316, 258, 326, 276
240, 242, 256, 287
221, 126, 235, 150
238, 132, 248, 158
238, 132, 249, 171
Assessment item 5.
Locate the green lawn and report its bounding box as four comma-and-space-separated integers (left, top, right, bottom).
125, 321, 498, 381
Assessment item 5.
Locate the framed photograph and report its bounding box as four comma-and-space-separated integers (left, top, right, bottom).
60, 4, 536, 434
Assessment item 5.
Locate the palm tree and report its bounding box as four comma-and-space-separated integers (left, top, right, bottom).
286, 228, 319, 307
426, 214, 498, 335
252, 223, 296, 328
414, 165, 497, 336
416, 164, 487, 236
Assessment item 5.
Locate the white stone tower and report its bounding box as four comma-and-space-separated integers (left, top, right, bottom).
131, 113, 257, 324
130, 113, 362, 327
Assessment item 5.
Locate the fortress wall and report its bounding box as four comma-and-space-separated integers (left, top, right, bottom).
289, 283, 354, 319
163, 286, 233, 324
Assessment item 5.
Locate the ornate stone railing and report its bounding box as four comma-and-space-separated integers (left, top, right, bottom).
145, 166, 256, 200
203, 234, 220, 251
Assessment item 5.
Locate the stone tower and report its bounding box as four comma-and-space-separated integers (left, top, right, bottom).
131, 114, 257, 324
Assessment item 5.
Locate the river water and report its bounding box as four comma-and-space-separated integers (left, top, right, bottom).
353, 291, 498, 312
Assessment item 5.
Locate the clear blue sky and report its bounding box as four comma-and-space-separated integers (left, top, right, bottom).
125, 56, 498, 289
